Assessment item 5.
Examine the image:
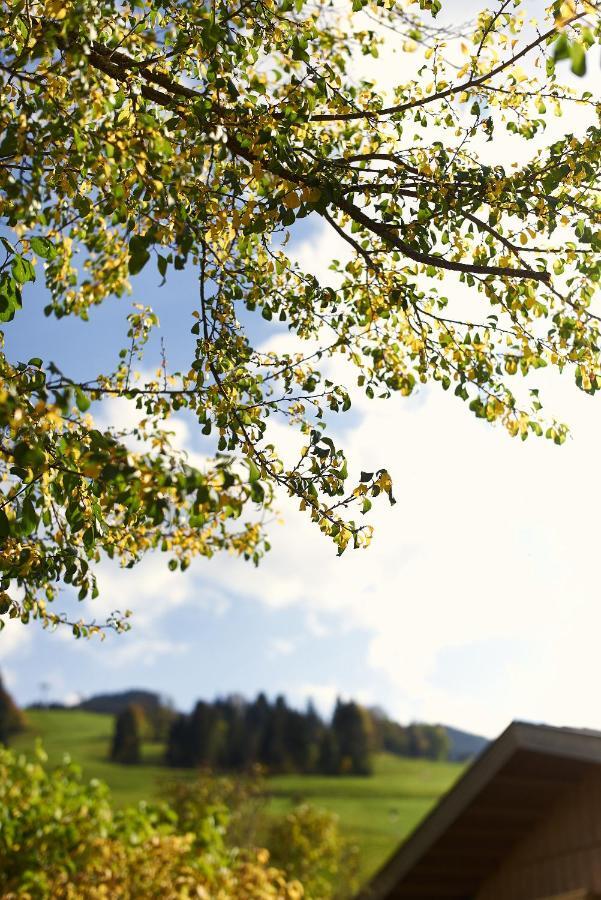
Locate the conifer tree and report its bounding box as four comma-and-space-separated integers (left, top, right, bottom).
110, 704, 142, 765
0, 674, 26, 745
332, 700, 373, 775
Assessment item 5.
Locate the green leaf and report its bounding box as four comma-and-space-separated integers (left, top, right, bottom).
0, 275, 22, 322
0, 126, 17, 158
75, 387, 91, 412
157, 254, 168, 277
11, 255, 35, 285
552, 33, 570, 62
20, 497, 38, 535
570, 42, 586, 76
30, 236, 57, 260
13, 441, 46, 470
128, 236, 151, 275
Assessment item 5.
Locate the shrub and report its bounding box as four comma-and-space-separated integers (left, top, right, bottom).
0, 744, 303, 899
268, 804, 360, 900
161, 765, 267, 850
161, 770, 359, 898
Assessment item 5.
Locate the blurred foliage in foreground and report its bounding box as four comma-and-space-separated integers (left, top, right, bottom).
0, 744, 358, 899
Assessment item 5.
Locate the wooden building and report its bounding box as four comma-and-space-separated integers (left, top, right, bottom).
358, 722, 601, 900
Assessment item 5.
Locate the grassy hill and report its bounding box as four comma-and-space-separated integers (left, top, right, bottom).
11, 708, 463, 882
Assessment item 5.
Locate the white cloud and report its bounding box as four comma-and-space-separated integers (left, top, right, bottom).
95, 393, 210, 472
0, 619, 32, 663
63, 691, 83, 707
209, 6, 601, 738
95, 553, 195, 625
46, 554, 198, 672
269, 637, 296, 657
305, 611, 330, 638
189, 352, 601, 738
290, 683, 339, 717
103, 636, 190, 668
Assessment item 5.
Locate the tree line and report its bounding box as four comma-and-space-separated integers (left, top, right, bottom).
0, 678, 450, 773
111, 693, 450, 774
166, 694, 377, 775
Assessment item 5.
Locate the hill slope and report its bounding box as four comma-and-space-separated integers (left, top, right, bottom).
77, 689, 165, 715
443, 724, 489, 761
10, 709, 463, 881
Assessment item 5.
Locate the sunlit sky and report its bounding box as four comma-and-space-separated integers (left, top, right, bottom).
1, 1, 600, 738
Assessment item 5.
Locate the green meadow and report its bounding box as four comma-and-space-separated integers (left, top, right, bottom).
12, 709, 463, 882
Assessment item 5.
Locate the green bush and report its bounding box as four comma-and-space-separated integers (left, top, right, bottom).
268, 804, 360, 900
162, 770, 360, 899
0, 744, 303, 899
161, 765, 268, 850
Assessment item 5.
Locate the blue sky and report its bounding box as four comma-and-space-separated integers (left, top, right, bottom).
2, 1, 600, 738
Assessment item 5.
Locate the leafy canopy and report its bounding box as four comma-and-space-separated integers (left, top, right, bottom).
0, 0, 599, 634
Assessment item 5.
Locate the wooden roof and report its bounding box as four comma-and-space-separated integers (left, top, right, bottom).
358, 722, 601, 900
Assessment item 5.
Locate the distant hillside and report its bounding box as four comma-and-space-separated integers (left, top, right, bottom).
443, 725, 488, 761
12, 708, 464, 883
78, 689, 166, 716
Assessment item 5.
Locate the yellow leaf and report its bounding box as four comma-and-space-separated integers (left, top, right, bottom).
283, 192, 301, 209
45, 0, 68, 19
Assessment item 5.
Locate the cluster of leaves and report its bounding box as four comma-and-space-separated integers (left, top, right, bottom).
0, 742, 306, 899
269, 804, 360, 900
0, 741, 360, 899
162, 767, 360, 899
0, 347, 270, 635
0, 0, 599, 632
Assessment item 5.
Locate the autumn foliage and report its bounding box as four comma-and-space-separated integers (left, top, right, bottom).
0, 0, 599, 634
0, 743, 306, 899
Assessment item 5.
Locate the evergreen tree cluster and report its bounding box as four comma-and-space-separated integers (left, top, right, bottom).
164, 694, 450, 775
166, 694, 375, 775
110, 704, 144, 765
370, 709, 450, 761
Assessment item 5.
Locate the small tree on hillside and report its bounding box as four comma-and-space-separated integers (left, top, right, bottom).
110, 704, 142, 765
0, 674, 26, 745
317, 730, 341, 777
332, 700, 373, 775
